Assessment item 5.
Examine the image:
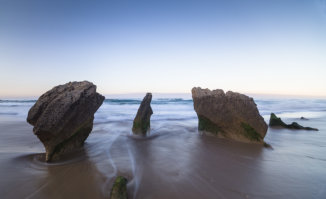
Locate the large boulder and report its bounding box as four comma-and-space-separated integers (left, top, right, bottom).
269, 113, 318, 131
132, 93, 153, 135
110, 176, 128, 199
27, 81, 105, 162
191, 87, 267, 143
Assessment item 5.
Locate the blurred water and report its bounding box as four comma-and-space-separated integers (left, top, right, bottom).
1, 97, 326, 122
0, 97, 326, 198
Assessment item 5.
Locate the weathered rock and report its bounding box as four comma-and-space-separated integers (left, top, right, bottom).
269, 113, 318, 131
132, 93, 153, 135
191, 87, 267, 143
27, 81, 105, 162
110, 176, 128, 199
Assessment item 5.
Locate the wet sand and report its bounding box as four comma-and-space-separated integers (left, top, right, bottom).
0, 119, 326, 199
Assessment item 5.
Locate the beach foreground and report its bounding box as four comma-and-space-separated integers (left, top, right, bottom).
0, 99, 326, 199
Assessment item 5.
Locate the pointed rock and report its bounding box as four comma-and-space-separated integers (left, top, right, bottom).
132, 93, 153, 135
27, 81, 105, 162
191, 87, 267, 143
269, 113, 287, 126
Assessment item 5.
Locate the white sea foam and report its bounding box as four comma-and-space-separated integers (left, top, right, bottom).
1, 98, 326, 122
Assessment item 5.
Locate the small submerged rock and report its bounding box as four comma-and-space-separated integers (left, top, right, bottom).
110, 176, 128, 199
263, 142, 272, 148
300, 116, 309, 120
27, 81, 105, 162
191, 87, 267, 143
269, 113, 318, 131
132, 93, 153, 135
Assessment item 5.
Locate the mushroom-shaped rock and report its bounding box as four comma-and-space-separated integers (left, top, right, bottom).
191, 87, 267, 143
110, 176, 128, 199
132, 93, 153, 135
27, 81, 105, 162
269, 113, 318, 131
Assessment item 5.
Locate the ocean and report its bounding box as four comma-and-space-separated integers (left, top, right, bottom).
1, 97, 326, 123
0, 97, 326, 198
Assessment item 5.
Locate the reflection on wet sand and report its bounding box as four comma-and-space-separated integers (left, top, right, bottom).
5, 151, 105, 199
1, 119, 326, 199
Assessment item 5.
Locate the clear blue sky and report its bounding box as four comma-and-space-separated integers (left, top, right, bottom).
1, 0, 326, 97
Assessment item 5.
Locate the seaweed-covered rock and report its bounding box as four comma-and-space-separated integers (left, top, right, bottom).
191, 87, 267, 143
269, 113, 287, 126
269, 113, 318, 131
27, 81, 105, 162
110, 176, 128, 199
132, 93, 153, 135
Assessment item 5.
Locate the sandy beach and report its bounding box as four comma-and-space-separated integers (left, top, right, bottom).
1, 101, 326, 199
1, 0, 326, 198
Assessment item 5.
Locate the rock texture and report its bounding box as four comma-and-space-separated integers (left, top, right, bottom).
110, 176, 128, 199
27, 81, 105, 162
269, 113, 318, 131
191, 87, 267, 143
132, 93, 153, 135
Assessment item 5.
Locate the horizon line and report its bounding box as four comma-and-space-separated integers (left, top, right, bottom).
1, 91, 326, 100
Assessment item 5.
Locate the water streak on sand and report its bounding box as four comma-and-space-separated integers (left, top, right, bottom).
0, 98, 326, 198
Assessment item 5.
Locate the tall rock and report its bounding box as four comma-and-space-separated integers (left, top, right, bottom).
191, 87, 267, 143
132, 93, 153, 135
27, 81, 105, 162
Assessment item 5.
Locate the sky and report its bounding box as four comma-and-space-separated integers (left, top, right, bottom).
0, 0, 326, 98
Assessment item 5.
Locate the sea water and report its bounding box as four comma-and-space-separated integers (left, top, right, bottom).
1, 97, 326, 123
0, 97, 326, 199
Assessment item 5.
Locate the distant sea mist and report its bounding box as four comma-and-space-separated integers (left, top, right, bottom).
1, 97, 326, 122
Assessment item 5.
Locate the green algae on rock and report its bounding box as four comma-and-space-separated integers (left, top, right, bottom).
241, 122, 262, 142
269, 113, 287, 127
269, 113, 318, 131
110, 176, 128, 199
49, 117, 93, 161
192, 87, 267, 143
132, 93, 153, 135
198, 115, 223, 135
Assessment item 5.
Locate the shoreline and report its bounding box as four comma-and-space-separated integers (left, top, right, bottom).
1, 119, 325, 198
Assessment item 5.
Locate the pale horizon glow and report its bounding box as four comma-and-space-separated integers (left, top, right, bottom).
1, 0, 326, 98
